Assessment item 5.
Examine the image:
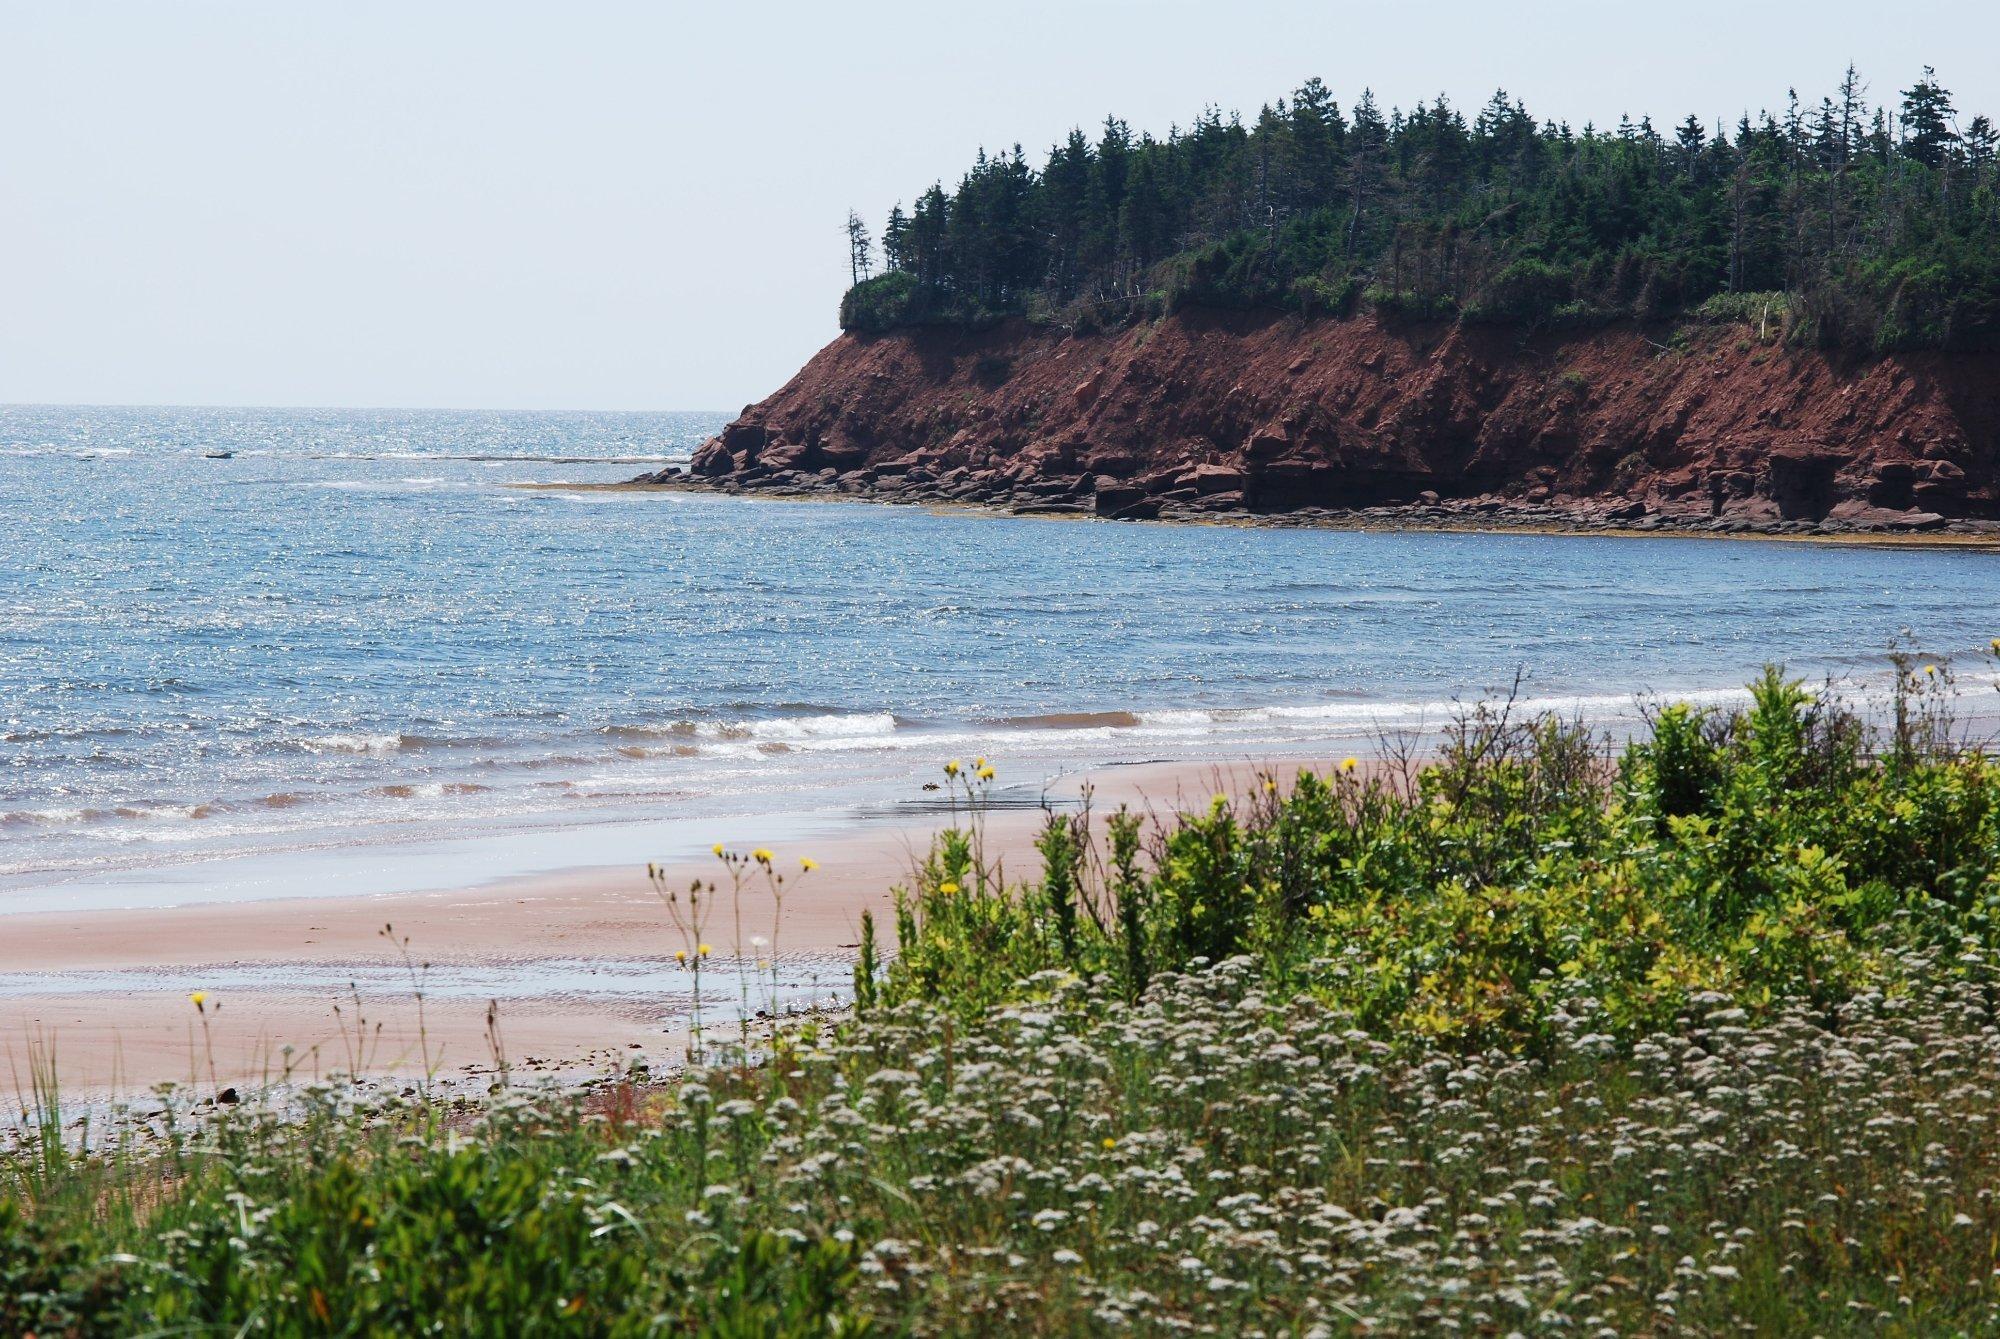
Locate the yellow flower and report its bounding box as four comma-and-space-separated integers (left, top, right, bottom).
673, 949, 687, 962
711, 842, 725, 857
698, 943, 712, 957
939, 880, 960, 895
1211, 793, 1228, 807
1263, 778, 1277, 794
189, 991, 208, 1008
1101, 1136, 1117, 1149
800, 856, 818, 872
1924, 665, 1938, 676
752, 847, 774, 864
975, 757, 987, 768
976, 764, 995, 781
1340, 757, 1358, 771
944, 760, 962, 778
1991, 638, 2000, 654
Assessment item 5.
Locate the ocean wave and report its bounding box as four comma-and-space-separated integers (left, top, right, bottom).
1131, 685, 1753, 733
0, 806, 109, 828
613, 743, 702, 760
1, 799, 229, 829
602, 710, 900, 746
112, 802, 217, 821
369, 781, 492, 800
994, 710, 1143, 730
294, 731, 505, 756
302, 732, 410, 755
746, 711, 898, 742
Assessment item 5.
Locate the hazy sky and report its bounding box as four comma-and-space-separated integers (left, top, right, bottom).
5, 1, 1996, 410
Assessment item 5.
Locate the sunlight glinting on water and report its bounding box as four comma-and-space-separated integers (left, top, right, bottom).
4, 404, 1998, 898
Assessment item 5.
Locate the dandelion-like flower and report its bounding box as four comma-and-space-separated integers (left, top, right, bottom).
1340, 757, 1358, 771
711, 843, 725, 858
940, 880, 960, 895
698, 943, 712, 957
189, 991, 209, 1009
801, 856, 818, 872
977, 764, 996, 781
674, 949, 687, 962
944, 760, 962, 778
753, 848, 774, 865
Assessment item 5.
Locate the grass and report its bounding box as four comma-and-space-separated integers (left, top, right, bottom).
7, 656, 2000, 1333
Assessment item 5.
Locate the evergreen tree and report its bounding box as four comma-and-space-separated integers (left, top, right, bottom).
836, 66, 1999, 352
845, 210, 872, 285
1965, 115, 1998, 176
1900, 67, 1959, 168
881, 204, 909, 273
1675, 115, 1708, 176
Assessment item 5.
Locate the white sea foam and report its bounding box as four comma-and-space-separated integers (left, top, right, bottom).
305, 733, 406, 755
1132, 684, 1753, 733
740, 711, 899, 742
8, 402, 1996, 907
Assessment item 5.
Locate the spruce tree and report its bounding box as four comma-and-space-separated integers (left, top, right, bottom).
1899, 67, 1958, 168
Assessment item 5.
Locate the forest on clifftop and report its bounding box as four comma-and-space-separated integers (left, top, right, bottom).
840, 66, 2000, 353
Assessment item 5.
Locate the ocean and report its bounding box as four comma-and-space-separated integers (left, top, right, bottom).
3, 403, 1996, 910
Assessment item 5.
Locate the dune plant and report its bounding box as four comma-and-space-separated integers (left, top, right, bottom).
9, 662, 2000, 1333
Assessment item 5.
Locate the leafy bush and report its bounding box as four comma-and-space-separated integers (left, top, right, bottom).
13, 667, 2000, 1332
1287, 272, 1361, 317
879, 666, 2000, 1048
1362, 285, 1460, 322
838, 270, 927, 334
1694, 288, 1791, 329
1462, 257, 1575, 324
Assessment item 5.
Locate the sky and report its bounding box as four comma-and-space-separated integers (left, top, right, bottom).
4, 1, 1997, 411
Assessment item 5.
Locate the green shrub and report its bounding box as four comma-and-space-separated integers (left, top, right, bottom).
1462, 257, 1574, 324
15, 668, 2000, 1333
838, 270, 926, 333
1362, 285, 1459, 321
881, 666, 2000, 1047
1287, 272, 1361, 317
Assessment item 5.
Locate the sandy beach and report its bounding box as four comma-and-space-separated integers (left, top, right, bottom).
0, 755, 1322, 1106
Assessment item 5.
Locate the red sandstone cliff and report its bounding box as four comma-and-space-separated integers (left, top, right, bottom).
677, 310, 2000, 532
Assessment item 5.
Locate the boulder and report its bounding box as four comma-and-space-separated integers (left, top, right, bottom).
1186, 464, 1250, 493
1093, 482, 1150, 515
689, 439, 734, 477
1245, 428, 1291, 461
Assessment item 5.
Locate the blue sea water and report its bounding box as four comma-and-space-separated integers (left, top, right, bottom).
3, 404, 1997, 906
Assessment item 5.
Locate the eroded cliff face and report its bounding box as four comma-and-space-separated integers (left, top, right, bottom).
676, 310, 2000, 531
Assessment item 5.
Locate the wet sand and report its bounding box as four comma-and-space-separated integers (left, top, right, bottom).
0, 756, 1326, 1105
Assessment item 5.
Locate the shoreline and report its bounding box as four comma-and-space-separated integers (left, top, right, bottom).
0, 755, 1314, 1105
516, 477, 2000, 551
13, 677, 1999, 1105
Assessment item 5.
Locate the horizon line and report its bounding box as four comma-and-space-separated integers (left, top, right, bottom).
0, 400, 736, 416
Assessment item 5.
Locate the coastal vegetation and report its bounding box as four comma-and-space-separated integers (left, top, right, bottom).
9, 661, 2000, 1331
840, 67, 2000, 353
